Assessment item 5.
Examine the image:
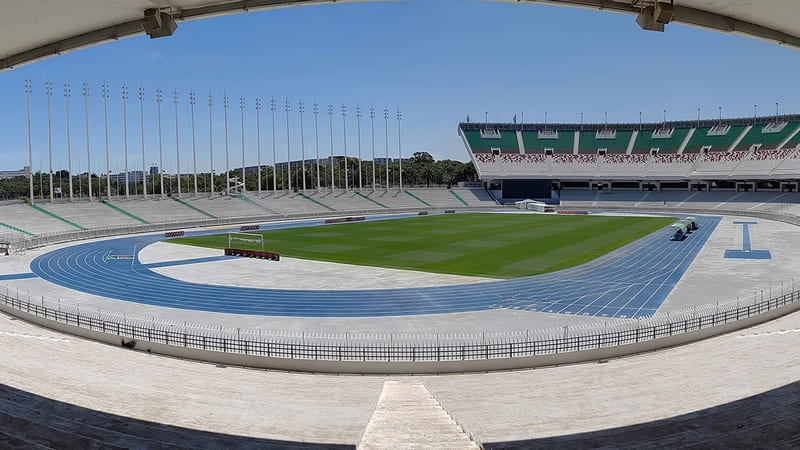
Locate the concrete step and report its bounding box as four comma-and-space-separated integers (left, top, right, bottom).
359, 380, 478, 449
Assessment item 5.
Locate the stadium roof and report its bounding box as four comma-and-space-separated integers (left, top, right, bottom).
2, 0, 800, 72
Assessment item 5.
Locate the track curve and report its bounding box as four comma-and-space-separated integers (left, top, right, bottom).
29, 214, 720, 318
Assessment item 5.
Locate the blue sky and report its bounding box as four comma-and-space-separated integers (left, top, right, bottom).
2, 0, 800, 173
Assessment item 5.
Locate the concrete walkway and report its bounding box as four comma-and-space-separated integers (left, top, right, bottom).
1, 302, 800, 446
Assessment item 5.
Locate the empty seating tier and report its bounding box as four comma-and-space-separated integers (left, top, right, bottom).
632, 128, 690, 154
462, 129, 519, 154
734, 122, 800, 151
578, 130, 633, 154
683, 125, 747, 153
521, 130, 574, 154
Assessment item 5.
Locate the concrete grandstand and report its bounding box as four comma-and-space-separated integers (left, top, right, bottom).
461, 115, 800, 200
4, 0, 800, 448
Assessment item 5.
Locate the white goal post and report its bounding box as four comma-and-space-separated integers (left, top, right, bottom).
227, 232, 264, 250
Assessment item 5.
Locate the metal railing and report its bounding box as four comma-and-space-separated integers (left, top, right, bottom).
1, 285, 797, 363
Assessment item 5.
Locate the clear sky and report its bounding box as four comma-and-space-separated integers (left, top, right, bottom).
2, 0, 800, 173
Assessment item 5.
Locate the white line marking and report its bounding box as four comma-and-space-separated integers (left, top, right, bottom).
0, 330, 70, 342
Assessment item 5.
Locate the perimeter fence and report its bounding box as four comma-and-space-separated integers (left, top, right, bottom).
1, 284, 797, 363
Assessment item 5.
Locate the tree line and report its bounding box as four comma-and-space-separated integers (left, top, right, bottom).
0, 152, 477, 201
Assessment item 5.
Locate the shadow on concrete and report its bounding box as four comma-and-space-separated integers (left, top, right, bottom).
0, 383, 352, 449
484, 378, 800, 449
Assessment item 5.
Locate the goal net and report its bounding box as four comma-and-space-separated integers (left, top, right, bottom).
227, 232, 264, 251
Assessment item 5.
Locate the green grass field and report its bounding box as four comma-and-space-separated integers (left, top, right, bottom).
168, 213, 675, 278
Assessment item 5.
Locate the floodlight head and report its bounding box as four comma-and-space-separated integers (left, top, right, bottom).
636, 6, 665, 32
142, 9, 177, 39
654, 1, 675, 24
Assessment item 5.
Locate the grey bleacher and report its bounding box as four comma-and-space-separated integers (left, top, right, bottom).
364, 190, 429, 209
109, 198, 208, 224
560, 190, 800, 212
0, 383, 338, 450
39, 201, 141, 229
180, 195, 265, 219
309, 190, 377, 211
404, 188, 464, 207
452, 188, 497, 206
0, 204, 77, 235
246, 192, 333, 215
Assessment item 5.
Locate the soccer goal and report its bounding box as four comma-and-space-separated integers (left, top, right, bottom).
227, 232, 264, 251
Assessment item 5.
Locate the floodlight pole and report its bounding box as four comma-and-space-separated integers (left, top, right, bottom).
313, 101, 320, 191
299, 99, 306, 191
208, 92, 214, 196
82, 81, 92, 201
341, 104, 348, 191
223, 91, 230, 195
384, 107, 389, 190
25, 79, 34, 205
102, 83, 110, 199
270, 98, 277, 192
173, 89, 181, 197
156, 87, 165, 198
285, 99, 291, 192
255, 96, 262, 193
397, 108, 403, 191
64, 82, 74, 201
370, 106, 376, 192
122, 83, 130, 199
139, 86, 146, 199
239, 95, 246, 193
328, 103, 335, 190
189, 89, 198, 196
45, 81, 54, 202
356, 105, 362, 191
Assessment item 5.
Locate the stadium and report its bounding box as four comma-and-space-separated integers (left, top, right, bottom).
2, 1, 800, 448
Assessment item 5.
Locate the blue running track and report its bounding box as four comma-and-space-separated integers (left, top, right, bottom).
29, 214, 720, 319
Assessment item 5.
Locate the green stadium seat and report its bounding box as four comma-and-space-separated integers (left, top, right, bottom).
632, 127, 690, 154
521, 130, 574, 154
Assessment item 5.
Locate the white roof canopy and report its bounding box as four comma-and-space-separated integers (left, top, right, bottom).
1, 0, 799, 72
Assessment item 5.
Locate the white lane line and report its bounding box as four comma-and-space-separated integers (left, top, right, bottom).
0, 330, 70, 342
736, 328, 800, 339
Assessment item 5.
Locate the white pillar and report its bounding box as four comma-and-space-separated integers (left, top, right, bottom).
299, 100, 306, 192
189, 90, 198, 196
255, 97, 262, 194
82, 81, 92, 201
45, 81, 54, 202
139, 85, 147, 199
64, 83, 74, 201
156, 87, 165, 198
173, 88, 181, 197
121, 83, 129, 199
24, 79, 34, 205
356, 105, 362, 191
208, 92, 214, 196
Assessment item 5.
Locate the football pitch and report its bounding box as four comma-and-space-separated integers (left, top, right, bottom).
169, 213, 675, 278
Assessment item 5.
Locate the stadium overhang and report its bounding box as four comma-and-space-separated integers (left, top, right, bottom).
2, 0, 800, 73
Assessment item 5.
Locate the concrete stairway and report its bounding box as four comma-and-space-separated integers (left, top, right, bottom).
359, 380, 478, 449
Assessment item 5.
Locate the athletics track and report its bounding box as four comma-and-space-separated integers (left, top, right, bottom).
25, 213, 720, 319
